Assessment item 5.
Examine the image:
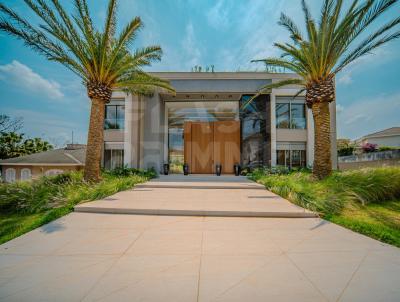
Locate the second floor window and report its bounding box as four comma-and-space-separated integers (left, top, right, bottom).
276, 98, 306, 129
105, 104, 125, 129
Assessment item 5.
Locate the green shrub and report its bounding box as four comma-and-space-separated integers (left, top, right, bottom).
330, 167, 400, 205
378, 146, 396, 151
0, 177, 65, 214
251, 167, 400, 215
338, 145, 355, 156
104, 166, 157, 178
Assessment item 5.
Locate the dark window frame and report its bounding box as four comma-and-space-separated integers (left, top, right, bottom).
276, 149, 306, 168
103, 148, 124, 170
105, 104, 125, 130
276, 98, 306, 129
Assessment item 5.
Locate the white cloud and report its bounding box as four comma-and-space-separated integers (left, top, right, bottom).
215, 0, 289, 71
206, 0, 229, 29
0, 60, 64, 100
337, 92, 400, 139
336, 104, 344, 114
338, 73, 352, 85
181, 22, 202, 69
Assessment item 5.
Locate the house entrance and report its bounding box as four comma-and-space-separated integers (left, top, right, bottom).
184, 121, 240, 174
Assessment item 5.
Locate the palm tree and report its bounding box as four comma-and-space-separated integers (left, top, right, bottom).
0, 0, 174, 182
248, 0, 400, 179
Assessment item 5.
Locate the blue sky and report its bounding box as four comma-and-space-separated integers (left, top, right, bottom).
0, 0, 399, 146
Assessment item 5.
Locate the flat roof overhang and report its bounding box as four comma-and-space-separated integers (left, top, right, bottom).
160, 92, 243, 101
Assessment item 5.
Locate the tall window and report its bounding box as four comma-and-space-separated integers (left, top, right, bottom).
104, 149, 124, 170
276, 150, 306, 168
105, 104, 125, 129
240, 94, 269, 168
276, 98, 306, 129
276, 103, 290, 128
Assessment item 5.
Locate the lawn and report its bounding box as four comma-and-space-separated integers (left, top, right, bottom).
250, 167, 400, 247
0, 168, 155, 244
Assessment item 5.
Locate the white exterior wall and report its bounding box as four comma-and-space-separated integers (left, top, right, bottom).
104, 72, 337, 171
270, 92, 277, 166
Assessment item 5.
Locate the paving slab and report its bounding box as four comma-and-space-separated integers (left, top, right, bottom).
1, 213, 399, 302
74, 175, 316, 218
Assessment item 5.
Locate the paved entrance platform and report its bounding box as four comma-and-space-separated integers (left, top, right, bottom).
1, 213, 399, 301
74, 175, 316, 218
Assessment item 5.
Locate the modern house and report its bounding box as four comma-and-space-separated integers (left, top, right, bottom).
0, 144, 85, 182
355, 127, 400, 147
104, 72, 337, 174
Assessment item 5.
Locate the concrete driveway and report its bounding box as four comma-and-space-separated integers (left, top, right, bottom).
0, 176, 399, 301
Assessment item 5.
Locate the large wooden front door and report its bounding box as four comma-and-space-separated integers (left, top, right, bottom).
184, 121, 240, 174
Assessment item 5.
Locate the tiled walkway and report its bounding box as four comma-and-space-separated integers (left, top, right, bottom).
0, 213, 399, 301
1, 175, 399, 301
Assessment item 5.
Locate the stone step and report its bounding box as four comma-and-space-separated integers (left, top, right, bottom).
74, 206, 317, 218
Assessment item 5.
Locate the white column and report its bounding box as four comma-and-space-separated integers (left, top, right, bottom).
138, 96, 145, 168
124, 94, 132, 167
270, 91, 277, 166
124, 94, 140, 168
306, 107, 315, 167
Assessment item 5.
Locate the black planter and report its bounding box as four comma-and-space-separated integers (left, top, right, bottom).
215, 164, 222, 176
163, 164, 169, 175
183, 164, 189, 175
234, 164, 241, 176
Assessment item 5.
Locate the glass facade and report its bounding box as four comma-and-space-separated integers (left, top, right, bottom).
276, 103, 290, 128
276, 97, 306, 129
105, 104, 125, 129
240, 95, 270, 168
276, 149, 306, 168
104, 149, 124, 170
167, 101, 238, 173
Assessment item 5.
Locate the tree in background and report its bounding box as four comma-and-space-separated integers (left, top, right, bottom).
22, 137, 53, 155
337, 138, 356, 156
0, 114, 53, 159
0, 115, 23, 133
0, 132, 53, 159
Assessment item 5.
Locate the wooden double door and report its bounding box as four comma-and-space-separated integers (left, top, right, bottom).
184, 121, 240, 174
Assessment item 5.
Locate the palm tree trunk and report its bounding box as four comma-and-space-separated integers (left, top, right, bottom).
84, 98, 105, 182
311, 101, 332, 179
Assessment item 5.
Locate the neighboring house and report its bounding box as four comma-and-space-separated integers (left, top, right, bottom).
355, 127, 400, 147
0, 144, 85, 182
104, 72, 337, 174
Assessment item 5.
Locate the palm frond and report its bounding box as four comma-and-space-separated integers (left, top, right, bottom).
100, 0, 117, 78
241, 79, 305, 110
278, 13, 303, 43
115, 71, 175, 94
251, 58, 306, 75
334, 30, 400, 73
